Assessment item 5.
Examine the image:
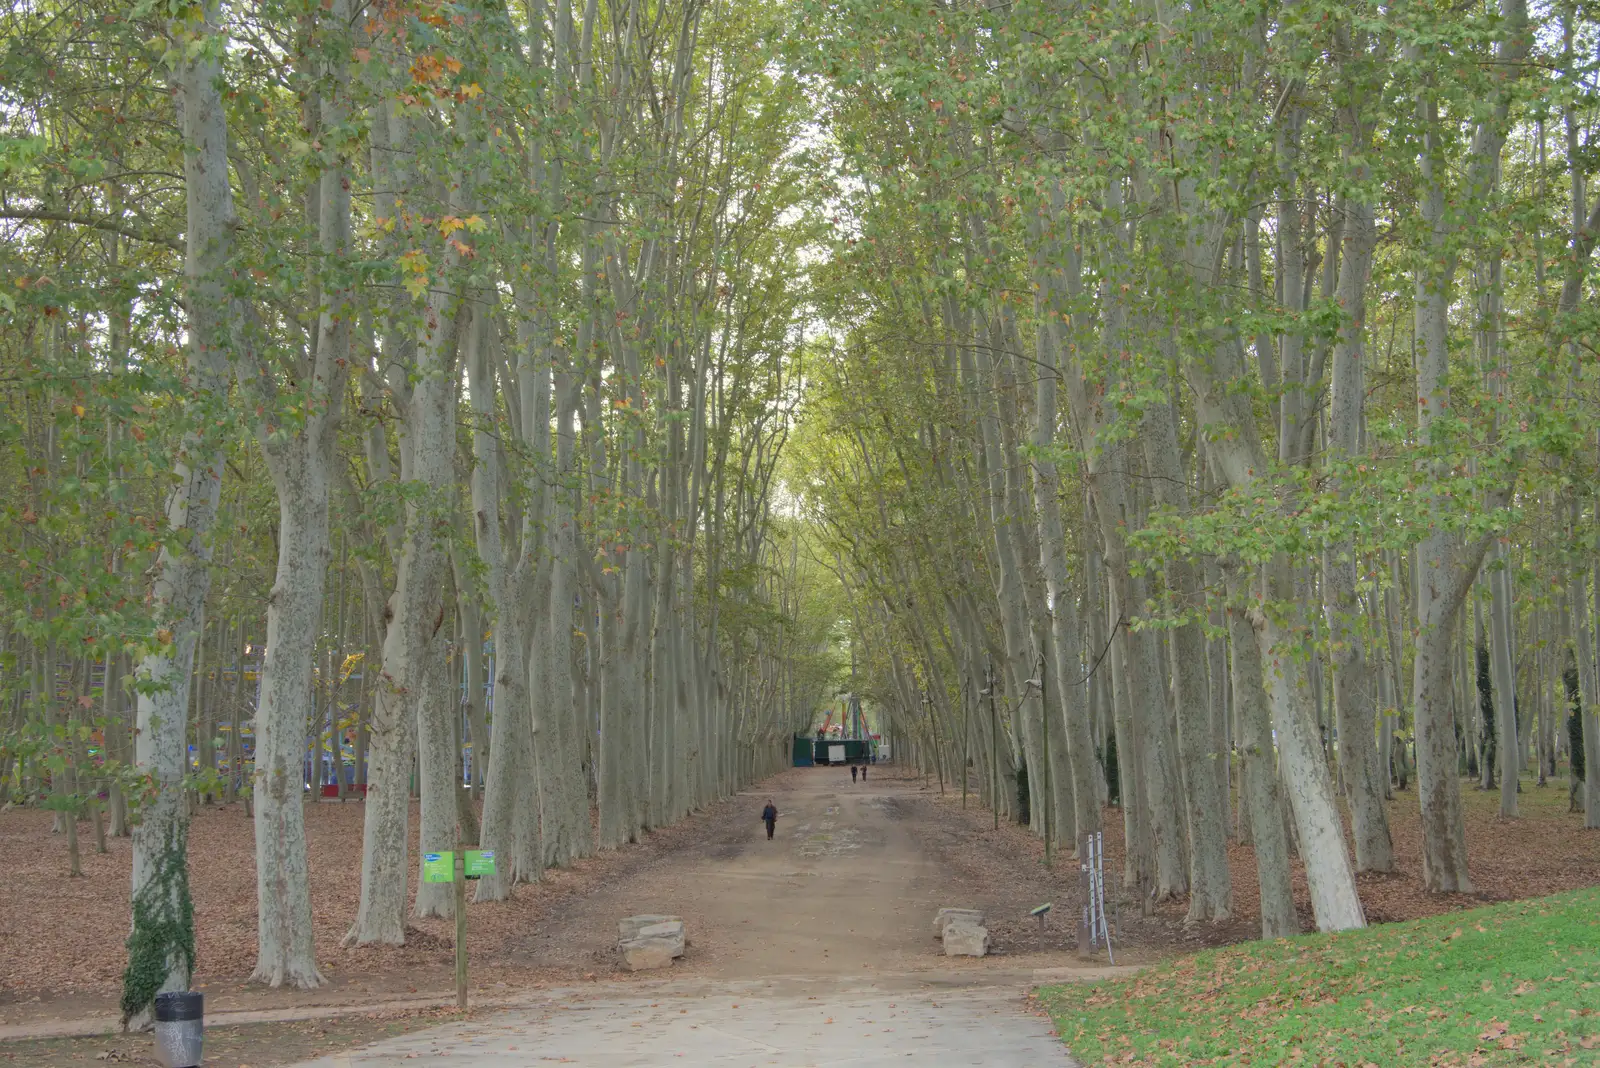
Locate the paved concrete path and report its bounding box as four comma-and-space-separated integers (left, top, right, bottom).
294, 981, 1080, 1067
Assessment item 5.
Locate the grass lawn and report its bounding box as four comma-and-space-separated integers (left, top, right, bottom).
1039, 888, 1600, 1066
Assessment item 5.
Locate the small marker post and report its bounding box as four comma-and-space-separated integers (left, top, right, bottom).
425, 843, 472, 1011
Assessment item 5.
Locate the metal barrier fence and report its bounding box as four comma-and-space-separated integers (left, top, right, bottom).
1078, 830, 1114, 963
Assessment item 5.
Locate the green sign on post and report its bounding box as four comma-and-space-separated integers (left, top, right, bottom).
423, 851, 455, 884
465, 850, 496, 878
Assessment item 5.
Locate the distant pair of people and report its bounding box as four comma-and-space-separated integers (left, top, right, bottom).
851, 764, 867, 783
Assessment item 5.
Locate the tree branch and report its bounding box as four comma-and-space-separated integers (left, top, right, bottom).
0, 209, 182, 253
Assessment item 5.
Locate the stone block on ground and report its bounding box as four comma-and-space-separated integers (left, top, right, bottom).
942, 922, 990, 958
618, 914, 682, 942
932, 908, 986, 939
618, 915, 687, 971
635, 920, 686, 957
619, 936, 679, 971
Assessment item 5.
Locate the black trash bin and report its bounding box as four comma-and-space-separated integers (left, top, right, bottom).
152, 991, 203, 1068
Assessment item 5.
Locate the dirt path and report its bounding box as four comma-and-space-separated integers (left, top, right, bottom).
510, 771, 968, 982
506, 766, 1174, 984
288, 769, 1118, 1067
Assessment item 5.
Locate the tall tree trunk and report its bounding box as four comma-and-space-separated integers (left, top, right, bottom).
1570, 557, 1600, 828
1108, 581, 1150, 891
1488, 545, 1520, 814
1256, 557, 1366, 929
1408, 0, 1528, 886
1203, 553, 1231, 836
1413, 569, 1476, 889
250, 465, 334, 986
1188, 338, 1365, 931
413, 629, 456, 918
1324, 194, 1393, 872
968, 323, 1047, 841
470, 309, 540, 899
1410, 162, 1484, 890
451, 560, 489, 804
248, 0, 352, 984
1223, 568, 1298, 939
1030, 284, 1100, 849
123, 0, 232, 1024
1138, 371, 1231, 920
345, 152, 466, 943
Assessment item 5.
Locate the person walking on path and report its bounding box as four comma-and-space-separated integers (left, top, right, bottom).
762, 800, 778, 840
851, 765, 858, 784
861, 765, 867, 782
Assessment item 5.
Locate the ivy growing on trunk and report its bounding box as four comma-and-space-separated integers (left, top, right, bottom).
120, 823, 195, 1024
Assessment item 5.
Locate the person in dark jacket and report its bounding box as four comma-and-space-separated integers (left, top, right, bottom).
762, 801, 778, 840
851, 764, 858, 783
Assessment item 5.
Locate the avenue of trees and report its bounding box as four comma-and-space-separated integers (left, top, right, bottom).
785, 0, 1600, 938
1, 0, 1598, 1030
0, 0, 840, 1023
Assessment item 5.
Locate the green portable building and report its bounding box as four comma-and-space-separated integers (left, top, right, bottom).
812, 738, 870, 765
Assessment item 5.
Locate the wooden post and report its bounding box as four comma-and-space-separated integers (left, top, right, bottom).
454, 828, 468, 1010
